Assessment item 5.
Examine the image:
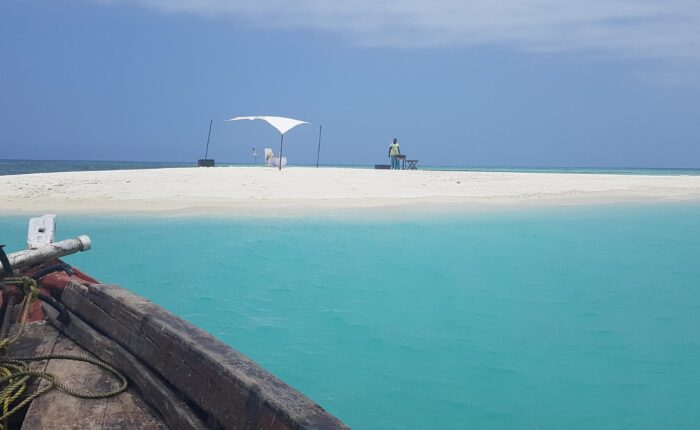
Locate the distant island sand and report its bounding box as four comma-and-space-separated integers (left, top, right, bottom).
2, 167, 699, 216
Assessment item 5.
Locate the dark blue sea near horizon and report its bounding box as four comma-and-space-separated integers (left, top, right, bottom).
1, 158, 699, 176
1, 205, 699, 429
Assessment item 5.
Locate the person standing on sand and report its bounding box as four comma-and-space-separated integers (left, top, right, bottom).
388, 138, 401, 169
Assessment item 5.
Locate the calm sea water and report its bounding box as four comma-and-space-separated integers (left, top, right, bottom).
2, 159, 699, 176
0, 159, 193, 176
1, 206, 699, 429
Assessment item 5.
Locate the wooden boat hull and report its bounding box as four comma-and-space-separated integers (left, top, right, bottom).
44, 280, 347, 429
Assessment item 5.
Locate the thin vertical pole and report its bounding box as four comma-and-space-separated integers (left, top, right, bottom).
278, 133, 285, 171
204, 120, 213, 159
316, 125, 323, 168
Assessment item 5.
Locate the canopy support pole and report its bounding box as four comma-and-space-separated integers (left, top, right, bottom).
204, 120, 213, 159
279, 134, 285, 171
316, 125, 322, 168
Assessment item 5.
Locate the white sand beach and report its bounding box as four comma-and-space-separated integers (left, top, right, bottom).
1, 167, 699, 216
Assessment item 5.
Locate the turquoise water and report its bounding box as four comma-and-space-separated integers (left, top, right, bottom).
2, 205, 700, 429
2, 159, 699, 176
0, 159, 193, 176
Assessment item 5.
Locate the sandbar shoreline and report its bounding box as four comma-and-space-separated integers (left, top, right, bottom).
1, 167, 699, 218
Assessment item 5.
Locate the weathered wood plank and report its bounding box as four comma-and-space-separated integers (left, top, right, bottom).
6, 321, 60, 396
20, 327, 167, 430
61, 283, 348, 430
27, 214, 56, 250
6, 321, 59, 365
43, 303, 208, 430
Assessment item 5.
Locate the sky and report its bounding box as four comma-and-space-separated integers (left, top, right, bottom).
1, 0, 699, 167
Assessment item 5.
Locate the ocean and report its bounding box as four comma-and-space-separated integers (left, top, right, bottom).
2, 159, 700, 176
1, 205, 699, 429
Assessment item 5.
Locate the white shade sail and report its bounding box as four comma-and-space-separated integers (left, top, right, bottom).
226, 116, 308, 135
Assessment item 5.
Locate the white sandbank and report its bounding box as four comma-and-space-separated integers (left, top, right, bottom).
1, 167, 699, 216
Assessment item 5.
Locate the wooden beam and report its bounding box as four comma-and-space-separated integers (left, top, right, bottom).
61, 283, 348, 430
1, 237, 91, 276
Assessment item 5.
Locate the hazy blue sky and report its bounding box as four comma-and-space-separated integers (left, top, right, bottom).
1, 0, 699, 167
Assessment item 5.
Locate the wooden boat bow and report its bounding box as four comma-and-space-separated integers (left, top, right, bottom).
0, 215, 349, 430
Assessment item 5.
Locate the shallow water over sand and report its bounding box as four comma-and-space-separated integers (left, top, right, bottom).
2, 205, 699, 429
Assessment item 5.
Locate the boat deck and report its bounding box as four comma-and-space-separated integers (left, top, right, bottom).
8, 321, 167, 430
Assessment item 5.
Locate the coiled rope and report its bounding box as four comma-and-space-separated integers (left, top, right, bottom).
0, 277, 127, 429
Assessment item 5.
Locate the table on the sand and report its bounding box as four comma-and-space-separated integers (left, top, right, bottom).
406, 159, 419, 170
396, 155, 406, 169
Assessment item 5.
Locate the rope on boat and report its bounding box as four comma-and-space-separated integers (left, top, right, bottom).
0, 276, 128, 428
